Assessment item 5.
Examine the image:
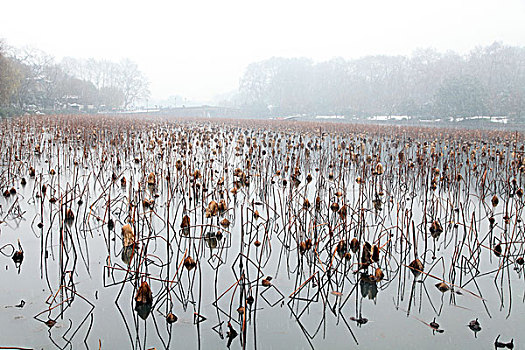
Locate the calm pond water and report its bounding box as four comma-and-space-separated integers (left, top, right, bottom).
0, 115, 523, 349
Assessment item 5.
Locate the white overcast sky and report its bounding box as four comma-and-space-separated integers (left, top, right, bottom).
1, 0, 525, 102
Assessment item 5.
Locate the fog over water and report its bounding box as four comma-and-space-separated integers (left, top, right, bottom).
1, 0, 525, 102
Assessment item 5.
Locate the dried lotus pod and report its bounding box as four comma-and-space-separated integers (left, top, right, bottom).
371, 245, 380, 262
65, 208, 75, 221
435, 282, 450, 293
184, 256, 196, 271
350, 238, 359, 253
147, 172, 156, 186
338, 204, 347, 219
135, 281, 153, 305
408, 258, 424, 277
166, 313, 178, 324
494, 243, 502, 257
122, 224, 135, 247
303, 198, 310, 209
491, 195, 499, 207
336, 240, 347, 258
430, 220, 443, 239
12, 240, 24, 265
375, 163, 384, 175
218, 199, 227, 213
180, 215, 190, 236
206, 201, 219, 217
220, 218, 230, 228
375, 267, 384, 281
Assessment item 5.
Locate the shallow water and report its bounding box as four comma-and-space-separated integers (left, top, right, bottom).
0, 115, 523, 349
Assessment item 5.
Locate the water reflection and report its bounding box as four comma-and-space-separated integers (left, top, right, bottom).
0, 115, 523, 349
359, 273, 378, 300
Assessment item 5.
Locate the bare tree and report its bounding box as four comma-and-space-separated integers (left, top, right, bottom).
118, 59, 150, 109
236, 42, 525, 119
0, 40, 22, 106
60, 57, 150, 109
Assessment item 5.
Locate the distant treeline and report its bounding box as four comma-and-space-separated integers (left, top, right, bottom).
233, 42, 525, 119
0, 40, 149, 117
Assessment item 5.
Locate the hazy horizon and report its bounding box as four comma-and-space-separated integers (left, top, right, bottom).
2, 0, 525, 103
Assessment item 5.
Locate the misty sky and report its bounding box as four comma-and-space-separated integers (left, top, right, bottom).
2, 0, 525, 102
